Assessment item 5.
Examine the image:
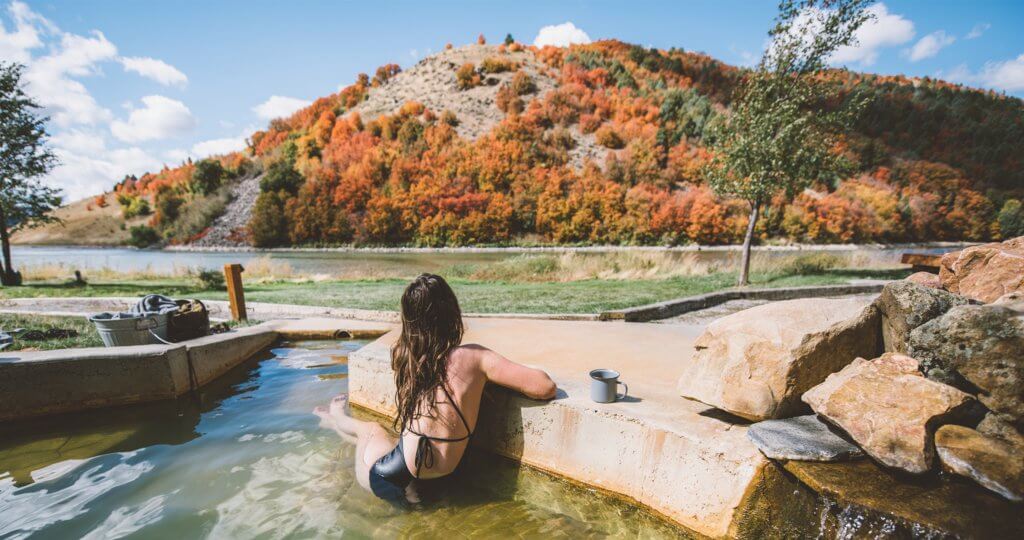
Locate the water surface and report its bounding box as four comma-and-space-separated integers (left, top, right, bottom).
0, 340, 687, 539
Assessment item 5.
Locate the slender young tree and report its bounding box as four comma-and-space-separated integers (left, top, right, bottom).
706, 0, 871, 286
0, 62, 60, 286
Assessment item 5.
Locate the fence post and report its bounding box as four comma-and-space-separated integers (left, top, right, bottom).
224, 264, 247, 321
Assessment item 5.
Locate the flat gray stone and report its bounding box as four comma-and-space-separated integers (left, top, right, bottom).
747, 415, 864, 461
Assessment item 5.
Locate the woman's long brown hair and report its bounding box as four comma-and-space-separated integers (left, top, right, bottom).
391, 274, 464, 431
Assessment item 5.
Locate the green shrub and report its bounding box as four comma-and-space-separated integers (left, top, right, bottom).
160, 186, 232, 242
155, 192, 184, 223
998, 199, 1024, 238
121, 196, 151, 219
782, 253, 842, 275
191, 159, 225, 196
128, 225, 160, 248
194, 269, 226, 290
249, 191, 289, 247
260, 159, 303, 194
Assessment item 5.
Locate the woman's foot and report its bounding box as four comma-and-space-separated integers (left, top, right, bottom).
313, 394, 360, 442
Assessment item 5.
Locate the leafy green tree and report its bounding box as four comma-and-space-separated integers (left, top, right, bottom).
249, 191, 289, 247
128, 225, 160, 248
259, 158, 303, 194
191, 159, 225, 196
998, 199, 1024, 239
504, 33, 515, 46
706, 0, 871, 285
0, 63, 59, 286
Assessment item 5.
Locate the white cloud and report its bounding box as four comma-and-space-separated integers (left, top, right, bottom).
831, 3, 915, 66
907, 31, 955, 62
120, 56, 187, 86
22, 30, 118, 126
252, 95, 311, 121
45, 132, 164, 201
191, 136, 246, 157
976, 54, 1024, 92
110, 95, 196, 142
533, 22, 591, 48
0, 0, 52, 62
942, 54, 1024, 93
965, 23, 990, 40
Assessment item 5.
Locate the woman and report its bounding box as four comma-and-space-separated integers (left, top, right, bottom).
315, 273, 557, 504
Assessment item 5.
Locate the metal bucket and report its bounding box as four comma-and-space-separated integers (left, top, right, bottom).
89, 312, 170, 347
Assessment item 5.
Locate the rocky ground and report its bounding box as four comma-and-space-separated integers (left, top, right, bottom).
190, 174, 262, 248
677, 236, 1024, 505
352, 44, 557, 140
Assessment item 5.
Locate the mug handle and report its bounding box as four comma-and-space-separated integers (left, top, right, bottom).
617, 381, 628, 401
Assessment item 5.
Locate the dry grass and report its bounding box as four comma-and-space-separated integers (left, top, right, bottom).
16, 250, 901, 285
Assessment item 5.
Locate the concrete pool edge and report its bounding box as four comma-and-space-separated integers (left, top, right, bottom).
0, 318, 394, 422
348, 324, 774, 539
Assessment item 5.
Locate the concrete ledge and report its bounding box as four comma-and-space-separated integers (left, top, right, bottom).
600, 283, 887, 322
0, 344, 190, 421
0, 317, 395, 422
349, 318, 770, 538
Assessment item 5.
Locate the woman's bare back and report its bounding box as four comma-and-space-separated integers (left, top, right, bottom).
400, 344, 557, 478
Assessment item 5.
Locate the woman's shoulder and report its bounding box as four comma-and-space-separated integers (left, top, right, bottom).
448, 343, 492, 366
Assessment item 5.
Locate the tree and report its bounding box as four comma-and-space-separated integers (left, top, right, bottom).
0, 63, 59, 286
504, 33, 515, 46
191, 159, 225, 196
705, 0, 871, 285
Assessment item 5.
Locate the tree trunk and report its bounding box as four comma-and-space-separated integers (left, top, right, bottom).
738, 201, 760, 287
0, 204, 15, 286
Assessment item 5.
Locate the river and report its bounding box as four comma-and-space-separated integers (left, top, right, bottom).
8, 244, 963, 278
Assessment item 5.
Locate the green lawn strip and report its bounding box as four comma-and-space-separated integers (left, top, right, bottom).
0, 268, 906, 314
0, 313, 103, 351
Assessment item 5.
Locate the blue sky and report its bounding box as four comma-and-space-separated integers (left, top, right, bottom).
1, 0, 1022, 200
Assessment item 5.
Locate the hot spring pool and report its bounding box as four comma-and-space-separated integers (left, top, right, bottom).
0, 340, 687, 538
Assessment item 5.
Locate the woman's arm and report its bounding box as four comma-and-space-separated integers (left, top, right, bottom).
467, 344, 557, 400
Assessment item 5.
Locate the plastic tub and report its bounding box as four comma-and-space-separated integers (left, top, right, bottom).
89, 312, 170, 347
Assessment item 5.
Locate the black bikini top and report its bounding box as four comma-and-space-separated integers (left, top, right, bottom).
404, 385, 473, 478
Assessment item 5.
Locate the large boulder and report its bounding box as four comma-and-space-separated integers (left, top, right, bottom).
875, 281, 969, 354
935, 425, 1023, 502
802, 353, 974, 474
747, 415, 864, 462
677, 297, 880, 421
905, 271, 942, 289
908, 301, 1024, 429
939, 237, 1024, 303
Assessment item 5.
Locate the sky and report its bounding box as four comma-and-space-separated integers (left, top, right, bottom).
1, 0, 1022, 201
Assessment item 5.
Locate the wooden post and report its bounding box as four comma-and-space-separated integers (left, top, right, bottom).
224, 264, 247, 321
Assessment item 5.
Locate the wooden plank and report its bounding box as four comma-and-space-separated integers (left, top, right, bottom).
223, 264, 247, 321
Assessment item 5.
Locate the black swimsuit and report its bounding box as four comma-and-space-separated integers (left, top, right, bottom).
369, 386, 473, 504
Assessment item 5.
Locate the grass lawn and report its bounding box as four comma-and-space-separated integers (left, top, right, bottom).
0, 313, 103, 351
0, 268, 907, 314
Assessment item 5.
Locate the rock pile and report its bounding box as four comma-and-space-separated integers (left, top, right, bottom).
677, 236, 1024, 502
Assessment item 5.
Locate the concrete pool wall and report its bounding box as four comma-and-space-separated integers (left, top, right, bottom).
0, 318, 392, 421
349, 318, 778, 538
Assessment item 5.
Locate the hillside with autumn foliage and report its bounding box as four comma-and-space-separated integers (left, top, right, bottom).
23, 38, 1024, 248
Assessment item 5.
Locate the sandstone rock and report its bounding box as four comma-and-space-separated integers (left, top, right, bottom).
876, 281, 969, 354
677, 297, 880, 421
939, 237, 1024, 303
802, 353, 974, 474
747, 415, 864, 461
935, 425, 1023, 502
977, 413, 1024, 448
908, 302, 1024, 429
906, 271, 942, 289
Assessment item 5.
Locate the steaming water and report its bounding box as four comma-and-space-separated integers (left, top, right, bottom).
0, 340, 687, 539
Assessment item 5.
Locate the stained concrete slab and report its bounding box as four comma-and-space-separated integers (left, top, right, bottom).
348, 317, 772, 538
